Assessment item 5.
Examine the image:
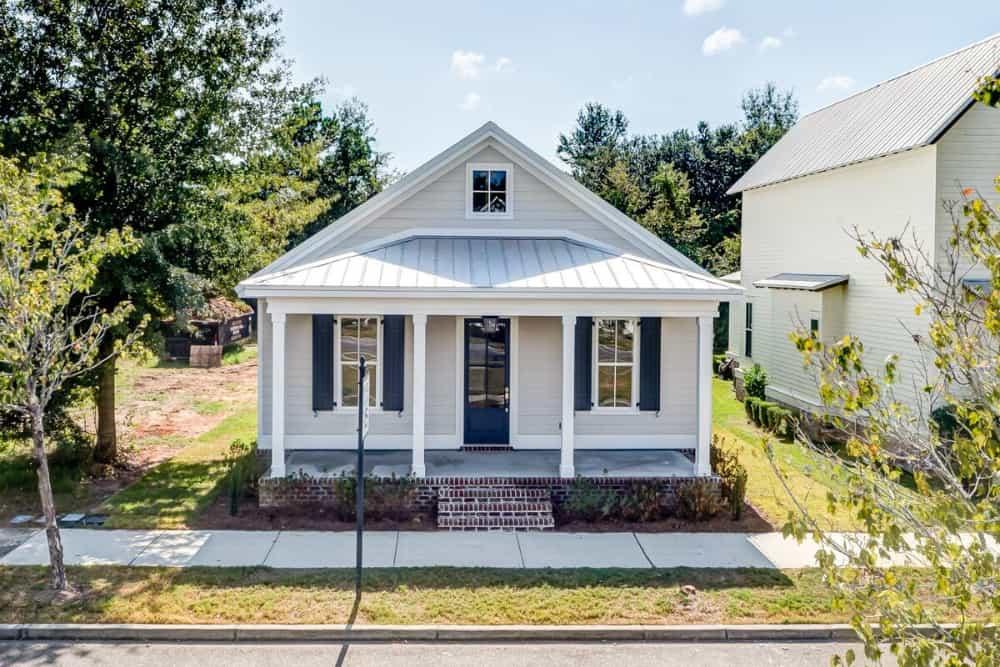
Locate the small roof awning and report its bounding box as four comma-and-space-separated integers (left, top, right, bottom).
962, 278, 993, 295
754, 273, 849, 291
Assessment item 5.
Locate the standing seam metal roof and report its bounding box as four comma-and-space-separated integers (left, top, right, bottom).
244, 236, 739, 293
728, 34, 1000, 194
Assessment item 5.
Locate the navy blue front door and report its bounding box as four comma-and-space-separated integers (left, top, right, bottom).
464, 318, 510, 444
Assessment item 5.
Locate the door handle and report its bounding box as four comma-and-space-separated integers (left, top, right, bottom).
504, 386, 510, 412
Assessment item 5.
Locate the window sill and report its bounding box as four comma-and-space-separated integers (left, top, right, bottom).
587, 407, 642, 415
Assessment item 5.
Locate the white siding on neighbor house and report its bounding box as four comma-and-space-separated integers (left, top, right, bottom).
320, 146, 656, 261
935, 102, 1000, 277
732, 146, 938, 409
261, 312, 698, 449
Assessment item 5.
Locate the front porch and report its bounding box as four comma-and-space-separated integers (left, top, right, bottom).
278, 448, 697, 479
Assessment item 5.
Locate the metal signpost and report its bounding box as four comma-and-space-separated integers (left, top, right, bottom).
355, 357, 370, 597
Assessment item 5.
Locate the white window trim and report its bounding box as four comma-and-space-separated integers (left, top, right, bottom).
591, 317, 640, 414
334, 315, 384, 412
465, 162, 514, 220
744, 301, 753, 358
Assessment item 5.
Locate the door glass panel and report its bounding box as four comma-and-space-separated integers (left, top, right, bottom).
486, 366, 505, 407
614, 366, 632, 408
468, 366, 486, 408
468, 325, 486, 364
487, 329, 506, 364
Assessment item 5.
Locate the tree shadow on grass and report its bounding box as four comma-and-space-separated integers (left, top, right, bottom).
100, 459, 229, 528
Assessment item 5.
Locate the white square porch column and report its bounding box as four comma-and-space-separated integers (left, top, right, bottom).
270, 311, 287, 478
560, 315, 576, 477
411, 313, 427, 477
696, 315, 713, 476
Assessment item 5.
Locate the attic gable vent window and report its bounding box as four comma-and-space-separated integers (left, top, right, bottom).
466, 163, 513, 219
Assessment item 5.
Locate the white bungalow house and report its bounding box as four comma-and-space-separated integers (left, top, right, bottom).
236, 121, 740, 498
726, 34, 1000, 411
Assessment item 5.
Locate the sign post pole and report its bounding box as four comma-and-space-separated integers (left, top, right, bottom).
355, 357, 369, 597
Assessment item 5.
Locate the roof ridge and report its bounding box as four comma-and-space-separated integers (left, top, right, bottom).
801, 33, 1000, 121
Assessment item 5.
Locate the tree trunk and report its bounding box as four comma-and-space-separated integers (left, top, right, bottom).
30, 404, 68, 591
94, 337, 117, 464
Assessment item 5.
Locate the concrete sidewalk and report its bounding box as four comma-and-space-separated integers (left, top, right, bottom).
0, 528, 920, 569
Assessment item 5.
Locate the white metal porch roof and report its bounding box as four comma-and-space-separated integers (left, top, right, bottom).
240, 236, 740, 296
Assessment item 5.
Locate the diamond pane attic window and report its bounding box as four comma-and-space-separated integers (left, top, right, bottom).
467, 163, 513, 218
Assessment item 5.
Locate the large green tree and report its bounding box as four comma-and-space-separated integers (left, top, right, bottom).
557, 83, 798, 274
0, 0, 289, 462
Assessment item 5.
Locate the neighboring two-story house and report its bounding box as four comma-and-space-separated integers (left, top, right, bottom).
727, 34, 1000, 411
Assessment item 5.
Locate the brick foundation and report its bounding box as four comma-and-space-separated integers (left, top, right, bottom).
259, 472, 721, 514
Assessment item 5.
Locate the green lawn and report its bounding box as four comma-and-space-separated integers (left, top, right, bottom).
100, 406, 256, 529
0, 565, 955, 626
712, 378, 857, 531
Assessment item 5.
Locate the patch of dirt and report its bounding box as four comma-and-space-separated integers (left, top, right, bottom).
555, 502, 774, 533
190, 494, 435, 531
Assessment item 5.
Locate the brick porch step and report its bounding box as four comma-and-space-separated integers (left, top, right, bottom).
438, 500, 553, 516
438, 486, 550, 501
437, 514, 555, 531
436, 484, 555, 531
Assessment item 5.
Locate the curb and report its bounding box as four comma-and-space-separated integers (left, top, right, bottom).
0, 623, 880, 642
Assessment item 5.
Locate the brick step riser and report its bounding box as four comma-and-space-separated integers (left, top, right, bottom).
439, 502, 553, 514
438, 517, 555, 530
437, 489, 550, 500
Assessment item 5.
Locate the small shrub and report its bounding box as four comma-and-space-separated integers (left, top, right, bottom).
710, 434, 749, 520
225, 439, 259, 516
743, 363, 768, 400
618, 481, 665, 522
331, 473, 418, 522
562, 478, 619, 522
675, 478, 723, 521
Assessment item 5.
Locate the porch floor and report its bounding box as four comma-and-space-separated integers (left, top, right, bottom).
280, 449, 695, 479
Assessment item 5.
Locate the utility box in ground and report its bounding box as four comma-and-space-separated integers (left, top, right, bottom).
190, 344, 222, 368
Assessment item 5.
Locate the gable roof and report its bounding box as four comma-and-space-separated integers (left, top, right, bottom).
251, 121, 707, 281
239, 235, 740, 298
729, 33, 1000, 194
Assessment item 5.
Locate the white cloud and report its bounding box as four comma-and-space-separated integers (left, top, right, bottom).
683, 0, 724, 16
817, 74, 855, 92
459, 92, 482, 111
451, 50, 485, 79
759, 36, 782, 52
783, 26, 796, 38
702, 27, 745, 55
494, 56, 513, 72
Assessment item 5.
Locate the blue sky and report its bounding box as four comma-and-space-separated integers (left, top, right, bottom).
272, 0, 1000, 171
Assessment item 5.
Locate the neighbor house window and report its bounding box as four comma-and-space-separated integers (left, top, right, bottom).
339, 316, 379, 407
594, 318, 638, 408
810, 318, 820, 335
466, 163, 512, 218
744, 303, 753, 357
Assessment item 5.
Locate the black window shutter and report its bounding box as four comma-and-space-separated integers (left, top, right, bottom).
382, 315, 405, 411
574, 316, 592, 411
312, 315, 335, 411
639, 317, 661, 411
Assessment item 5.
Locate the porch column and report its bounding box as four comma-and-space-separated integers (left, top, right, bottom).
560, 315, 575, 477
270, 311, 287, 478
696, 315, 713, 476
411, 313, 427, 477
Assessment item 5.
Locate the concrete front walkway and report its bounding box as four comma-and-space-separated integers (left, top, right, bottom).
0, 528, 945, 570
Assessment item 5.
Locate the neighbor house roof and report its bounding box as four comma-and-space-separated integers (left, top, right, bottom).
753, 273, 849, 291
239, 236, 740, 298
729, 34, 1000, 194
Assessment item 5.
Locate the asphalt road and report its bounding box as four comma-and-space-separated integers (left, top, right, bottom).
0, 641, 893, 666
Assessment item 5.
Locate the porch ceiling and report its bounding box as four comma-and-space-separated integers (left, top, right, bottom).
241, 236, 738, 296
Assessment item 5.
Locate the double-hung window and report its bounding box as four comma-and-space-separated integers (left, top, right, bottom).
594, 318, 638, 409
744, 303, 753, 358
466, 163, 513, 218
338, 316, 379, 408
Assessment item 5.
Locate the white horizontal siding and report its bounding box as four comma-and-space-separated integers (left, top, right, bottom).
733, 146, 938, 408
935, 102, 1000, 277
326, 146, 656, 260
